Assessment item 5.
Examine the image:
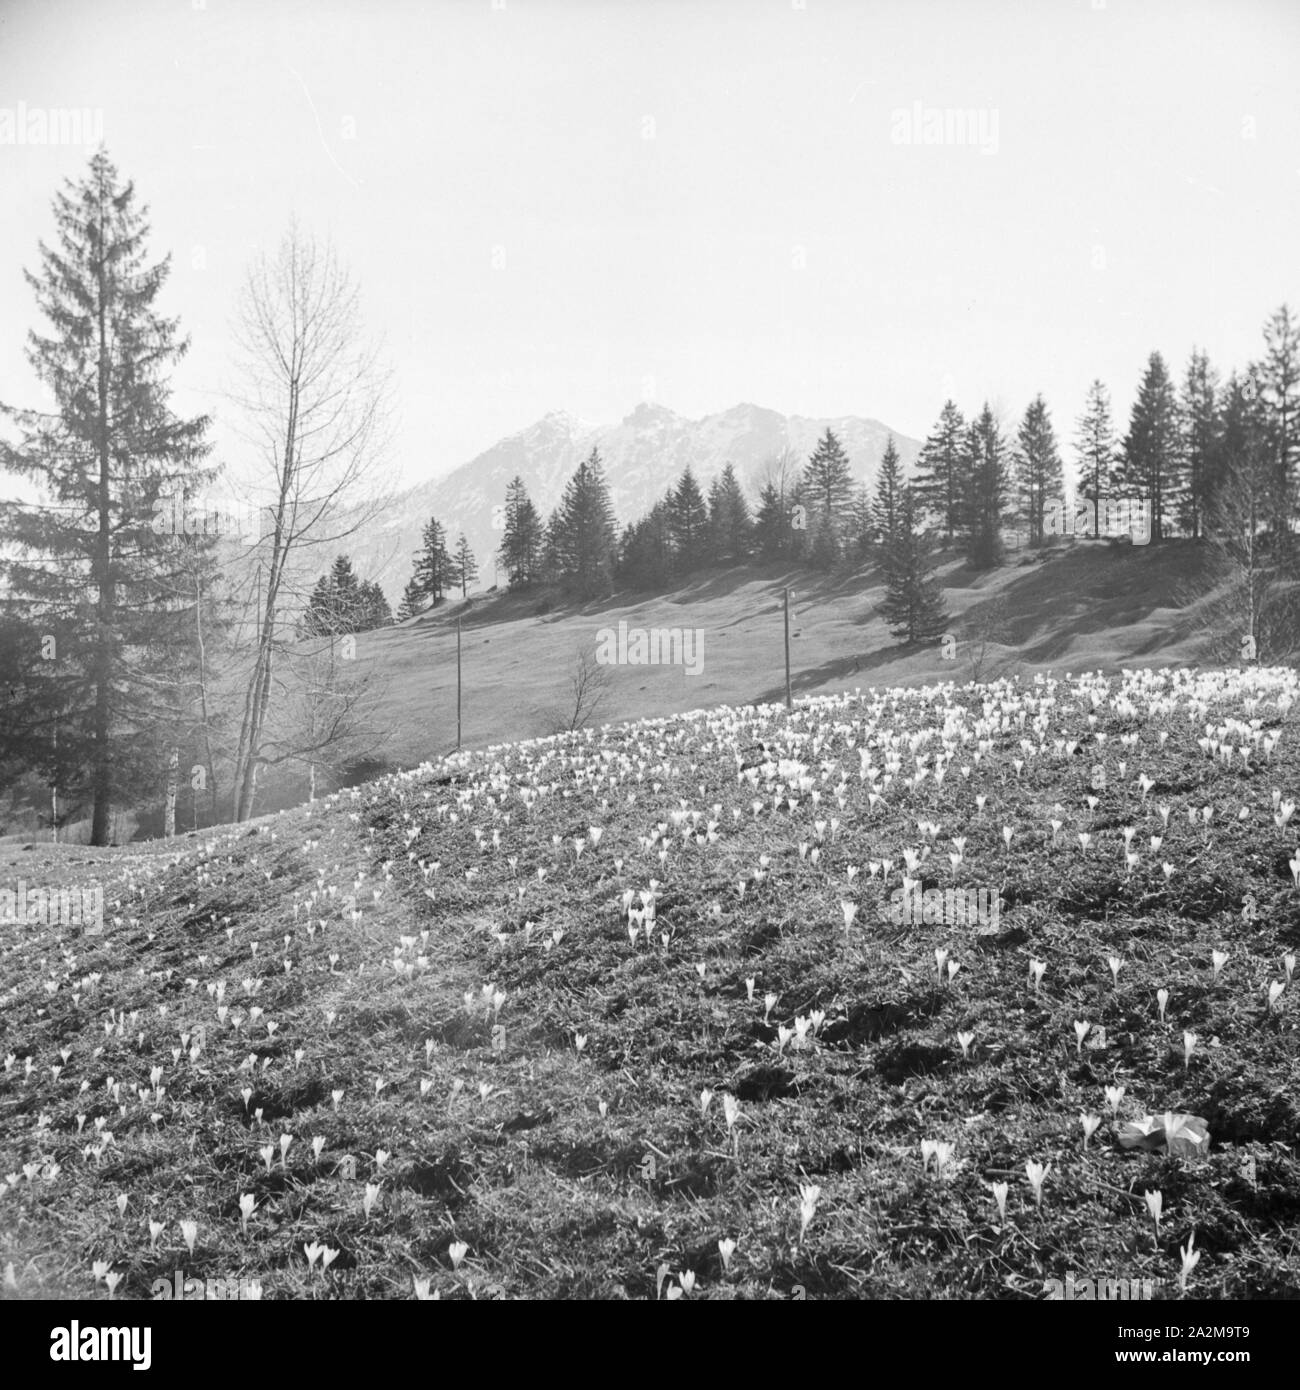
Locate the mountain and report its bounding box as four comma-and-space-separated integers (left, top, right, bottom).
349, 403, 921, 600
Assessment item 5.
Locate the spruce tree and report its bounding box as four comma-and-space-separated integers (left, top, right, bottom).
330, 555, 361, 629
452, 534, 478, 596
848, 482, 874, 560
707, 463, 753, 562
808, 512, 840, 569
353, 580, 389, 630
1014, 395, 1064, 546
753, 482, 788, 561
301, 574, 334, 636
881, 486, 948, 643
1075, 379, 1116, 515
300, 556, 362, 635
802, 428, 854, 553
871, 436, 905, 549
912, 401, 967, 543
706, 475, 726, 559
497, 476, 542, 587
1118, 351, 1179, 542
964, 404, 1009, 569
616, 500, 675, 590
1178, 349, 1220, 541
396, 576, 426, 621
551, 448, 617, 597
614, 521, 640, 589
649, 499, 675, 584
412, 516, 452, 602
538, 511, 565, 586
0, 150, 215, 844
669, 466, 709, 570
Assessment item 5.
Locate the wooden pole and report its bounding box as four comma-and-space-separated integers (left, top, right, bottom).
165, 748, 178, 838
783, 587, 792, 712
456, 616, 462, 751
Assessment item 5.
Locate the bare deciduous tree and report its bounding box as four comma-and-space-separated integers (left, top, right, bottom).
226, 223, 394, 820
1193, 452, 1298, 665
757, 446, 800, 510
964, 592, 1011, 685
262, 635, 390, 802
540, 646, 612, 735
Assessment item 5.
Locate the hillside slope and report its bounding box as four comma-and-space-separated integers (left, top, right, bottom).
360, 541, 1215, 770
2, 666, 1298, 1299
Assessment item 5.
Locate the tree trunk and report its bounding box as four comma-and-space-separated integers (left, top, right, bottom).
91, 198, 115, 847
232, 398, 295, 822
165, 748, 178, 838
192, 570, 219, 825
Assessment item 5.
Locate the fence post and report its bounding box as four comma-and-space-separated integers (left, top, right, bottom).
784, 587, 792, 712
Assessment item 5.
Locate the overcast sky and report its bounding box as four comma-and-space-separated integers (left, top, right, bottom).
1, 0, 1298, 492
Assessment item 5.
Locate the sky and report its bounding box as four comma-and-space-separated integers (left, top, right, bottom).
1, 0, 1298, 494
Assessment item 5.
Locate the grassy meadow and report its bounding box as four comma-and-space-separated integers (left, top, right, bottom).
2, 663, 1299, 1300
362, 540, 1208, 768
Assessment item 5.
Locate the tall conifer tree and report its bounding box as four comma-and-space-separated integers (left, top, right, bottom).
872, 436, 905, 549
1075, 379, 1116, 514
753, 482, 788, 561
1014, 395, 1063, 547
912, 401, 967, 543
802, 428, 854, 552
551, 448, 617, 596
412, 517, 452, 602
1178, 349, 1220, 541
497, 475, 542, 587
669, 466, 709, 570
881, 485, 948, 643
0, 150, 215, 844
964, 404, 1009, 569
1118, 351, 1179, 542
707, 463, 753, 562
451, 534, 478, 596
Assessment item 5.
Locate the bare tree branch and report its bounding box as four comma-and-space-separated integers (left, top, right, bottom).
225, 222, 396, 820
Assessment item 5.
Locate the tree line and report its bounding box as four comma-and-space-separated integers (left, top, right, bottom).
482, 309, 1297, 650
395, 520, 478, 619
